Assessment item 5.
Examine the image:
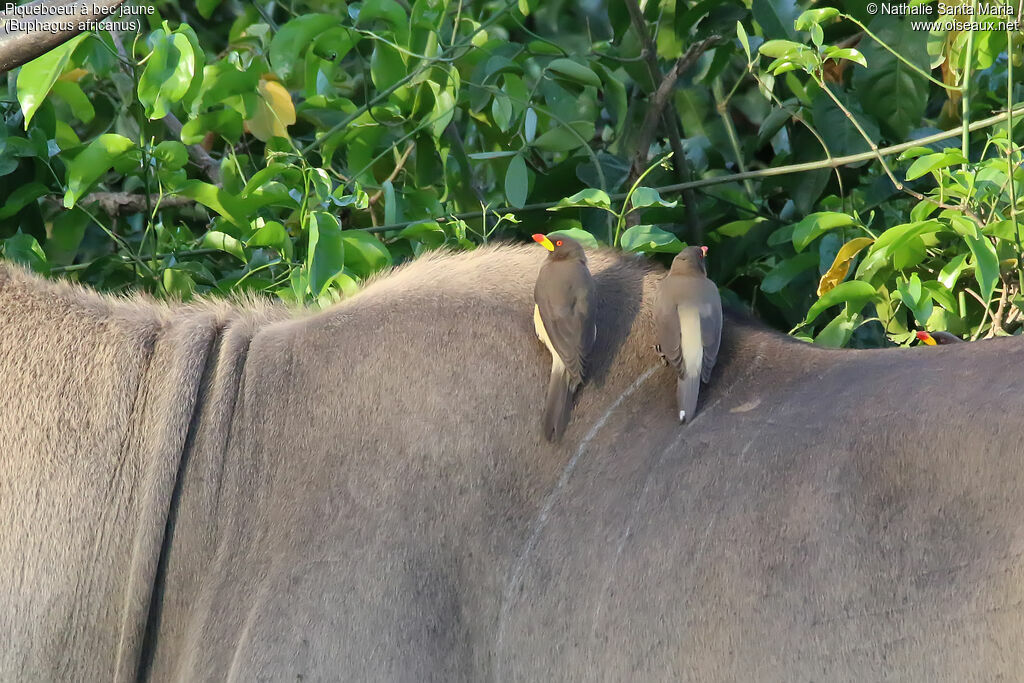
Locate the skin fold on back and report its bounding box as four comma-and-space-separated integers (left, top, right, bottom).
3, 245, 1024, 681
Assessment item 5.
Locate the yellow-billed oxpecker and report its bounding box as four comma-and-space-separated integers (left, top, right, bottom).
532, 233, 597, 442
655, 245, 722, 424
916, 330, 962, 345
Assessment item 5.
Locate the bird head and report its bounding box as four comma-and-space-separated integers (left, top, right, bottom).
915, 330, 961, 345
533, 233, 584, 261
670, 245, 708, 274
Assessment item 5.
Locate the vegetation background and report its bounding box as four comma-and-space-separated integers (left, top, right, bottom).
0, 0, 1021, 347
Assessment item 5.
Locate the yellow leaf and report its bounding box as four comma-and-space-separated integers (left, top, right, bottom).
817, 237, 875, 296
245, 78, 296, 142
58, 68, 89, 82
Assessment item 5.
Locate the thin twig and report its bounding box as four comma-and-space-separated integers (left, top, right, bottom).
50, 248, 221, 273
622, 0, 713, 237
369, 142, 415, 205
361, 103, 1024, 234
46, 192, 194, 215
989, 274, 1010, 337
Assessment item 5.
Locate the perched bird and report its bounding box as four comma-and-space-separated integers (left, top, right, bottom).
916, 330, 962, 345
532, 233, 597, 442
654, 246, 722, 424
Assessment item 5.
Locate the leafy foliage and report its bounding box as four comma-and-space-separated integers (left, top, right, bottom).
0, 0, 1021, 348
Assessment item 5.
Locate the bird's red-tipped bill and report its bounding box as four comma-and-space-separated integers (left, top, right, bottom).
532, 233, 555, 252
916, 331, 937, 346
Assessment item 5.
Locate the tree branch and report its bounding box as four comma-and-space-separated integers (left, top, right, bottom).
162, 113, 222, 185
369, 142, 416, 206
621, 1, 720, 235
46, 192, 195, 216
0, 0, 125, 73
360, 103, 1024, 234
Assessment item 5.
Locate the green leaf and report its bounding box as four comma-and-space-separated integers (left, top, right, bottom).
0, 182, 48, 220
2, 233, 48, 273
397, 220, 445, 247
247, 220, 293, 259
758, 39, 804, 59
805, 280, 878, 324
814, 308, 861, 348
737, 21, 751, 61
531, 121, 594, 153
174, 180, 251, 228
856, 220, 945, 281
795, 8, 839, 29
921, 280, 958, 313
897, 146, 937, 161
753, 0, 799, 40
985, 220, 1021, 242
869, 219, 944, 253
791, 212, 857, 252
202, 230, 247, 262
548, 188, 612, 211
341, 230, 391, 277
467, 151, 518, 160
761, 252, 818, 293
153, 141, 188, 170
357, 0, 409, 46
546, 58, 601, 88
51, 81, 95, 124
197, 0, 223, 18
17, 33, 87, 128
505, 154, 529, 208
547, 228, 599, 250
629, 186, 677, 209
162, 268, 197, 299
851, 16, 929, 140
138, 29, 198, 120
620, 225, 684, 253
524, 108, 538, 142
370, 42, 407, 92
964, 233, 999, 302
491, 93, 513, 132
938, 252, 970, 289
270, 14, 339, 83
181, 109, 244, 144
428, 81, 456, 139
63, 134, 136, 208
904, 149, 968, 180
715, 218, 768, 238
823, 47, 867, 67
306, 211, 346, 296
895, 273, 933, 323
592, 62, 627, 137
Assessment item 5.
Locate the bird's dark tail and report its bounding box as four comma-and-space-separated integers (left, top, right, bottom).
542, 365, 574, 442
676, 373, 699, 424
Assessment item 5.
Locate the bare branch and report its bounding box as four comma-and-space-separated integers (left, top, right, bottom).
47, 192, 195, 216
0, 0, 125, 73
621, 2, 720, 234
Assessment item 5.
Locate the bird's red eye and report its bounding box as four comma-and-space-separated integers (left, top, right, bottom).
556, 240, 563, 246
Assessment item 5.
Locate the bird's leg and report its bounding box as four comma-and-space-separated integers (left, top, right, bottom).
653, 344, 668, 366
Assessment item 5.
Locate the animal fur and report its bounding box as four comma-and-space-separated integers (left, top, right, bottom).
2, 245, 1024, 681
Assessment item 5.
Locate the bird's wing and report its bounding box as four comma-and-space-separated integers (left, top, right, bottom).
699, 281, 723, 382
654, 278, 684, 374
537, 265, 594, 383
